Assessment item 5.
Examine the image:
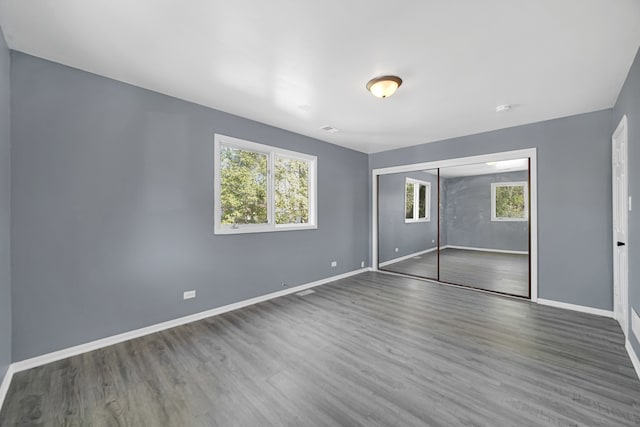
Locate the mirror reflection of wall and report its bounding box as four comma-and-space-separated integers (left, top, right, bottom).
378, 170, 438, 279
439, 159, 529, 297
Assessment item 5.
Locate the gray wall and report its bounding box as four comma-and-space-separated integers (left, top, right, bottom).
10, 52, 369, 361
370, 109, 613, 310
614, 47, 640, 357
442, 171, 529, 252
378, 171, 438, 263
0, 29, 11, 384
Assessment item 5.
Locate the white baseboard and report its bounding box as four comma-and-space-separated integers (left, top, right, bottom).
379, 247, 437, 267
441, 245, 528, 255
537, 298, 614, 318
0, 364, 15, 413
625, 339, 640, 380
11, 267, 372, 374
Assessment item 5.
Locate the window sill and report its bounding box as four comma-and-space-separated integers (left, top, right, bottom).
214, 223, 318, 235
404, 219, 430, 224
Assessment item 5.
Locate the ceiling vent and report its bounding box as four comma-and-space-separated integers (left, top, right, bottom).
320, 125, 340, 133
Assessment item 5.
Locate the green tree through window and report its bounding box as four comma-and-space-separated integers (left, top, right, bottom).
492, 182, 527, 221
405, 182, 414, 219
215, 135, 317, 234
275, 156, 309, 224
220, 146, 268, 224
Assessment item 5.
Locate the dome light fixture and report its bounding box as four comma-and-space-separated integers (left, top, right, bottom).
366, 75, 402, 98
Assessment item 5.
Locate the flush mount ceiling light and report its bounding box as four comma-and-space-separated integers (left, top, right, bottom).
366, 75, 402, 98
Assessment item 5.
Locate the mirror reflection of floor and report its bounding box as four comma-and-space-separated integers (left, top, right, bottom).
380, 248, 529, 297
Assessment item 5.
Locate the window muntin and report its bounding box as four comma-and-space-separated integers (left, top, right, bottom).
405, 178, 430, 223
214, 134, 317, 234
491, 181, 528, 221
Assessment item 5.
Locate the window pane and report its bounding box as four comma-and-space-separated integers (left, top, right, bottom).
405, 182, 414, 219
495, 185, 525, 218
275, 156, 309, 224
418, 184, 426, 218
220, 145, 268, 224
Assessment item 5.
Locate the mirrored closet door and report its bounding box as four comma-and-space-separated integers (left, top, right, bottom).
377, 159, 530, 298
377, 169, 439, 281
438, 159, 530, 297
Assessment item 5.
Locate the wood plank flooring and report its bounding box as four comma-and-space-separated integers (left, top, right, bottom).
381, 248, 529, 297
1, 272, 639, 426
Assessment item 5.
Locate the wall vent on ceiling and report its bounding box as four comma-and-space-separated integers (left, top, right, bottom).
320, 125, 340, 133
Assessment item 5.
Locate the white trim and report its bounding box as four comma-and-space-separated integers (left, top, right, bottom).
625, 340, 640, 380
0, 364, 15, 413
612, 115, 629, 338
372, 148, 536, 176
11, 268, 371, 374
537, 298, 614, 318
214, 133, 318, 235
441, 245, 528, 255
372, 148, 538, 302
379, 247, 437, 267
491, 181, 528, 221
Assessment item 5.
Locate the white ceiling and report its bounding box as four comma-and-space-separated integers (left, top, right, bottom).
1, 1, 639, 154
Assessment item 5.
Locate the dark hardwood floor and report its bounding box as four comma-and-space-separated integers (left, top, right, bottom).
381, 248, 529, 297
1, 272, 638, 426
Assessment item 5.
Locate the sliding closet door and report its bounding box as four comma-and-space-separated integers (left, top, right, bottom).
438, 160, 530, 297
377, 170, 439, 280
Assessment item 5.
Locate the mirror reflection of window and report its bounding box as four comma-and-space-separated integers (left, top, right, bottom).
491, 182, 528, 221
405, 178, 430, 222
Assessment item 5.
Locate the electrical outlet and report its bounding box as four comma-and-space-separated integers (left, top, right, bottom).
183, 290, 196, 300
395, 248, 399, 252
432, 239, 435, 243
331, 261, 337, 267
361, 261, 365, 268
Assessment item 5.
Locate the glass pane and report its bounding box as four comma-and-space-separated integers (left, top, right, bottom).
439, 159, 529, 297
275, 156, 309, 224
379, 170, 438, 280
418, 184, 427, 218
220, 145, 268, 224
405, 182, 414, 219
495, 185, 525, 219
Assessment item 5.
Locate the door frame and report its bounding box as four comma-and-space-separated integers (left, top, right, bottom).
371, 148, 538, 302
613, 115, 629, 337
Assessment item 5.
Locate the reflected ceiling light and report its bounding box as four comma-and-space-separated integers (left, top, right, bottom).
486, 159, 528, 170
366, 75, 402, 98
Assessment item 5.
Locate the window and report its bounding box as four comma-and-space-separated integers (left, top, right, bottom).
491, 181, 528, 221
214, 134, 317, 234
405, 178, 430, 222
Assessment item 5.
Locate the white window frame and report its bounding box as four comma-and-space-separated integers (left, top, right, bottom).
214, 134, 317, 234
404, 178, 431, 223
491, 181, 528, 222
